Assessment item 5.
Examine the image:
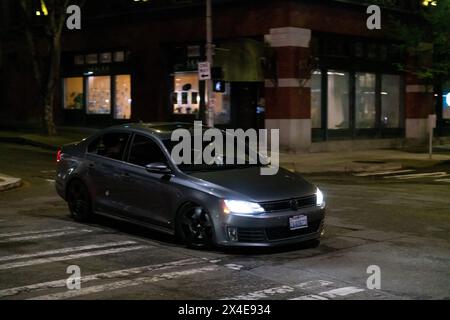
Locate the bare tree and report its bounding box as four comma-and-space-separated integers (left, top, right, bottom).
19, 0, 76, 136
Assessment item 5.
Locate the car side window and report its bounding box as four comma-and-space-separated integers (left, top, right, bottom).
128, 134, 168, 167
88, 132, 130, 161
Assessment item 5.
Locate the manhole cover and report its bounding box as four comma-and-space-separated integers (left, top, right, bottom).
353, 160, 386, 164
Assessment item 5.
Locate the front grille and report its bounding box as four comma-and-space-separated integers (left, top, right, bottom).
236, 220, 323, 243
266, 220, 322, 241
237, 228, 266, 242
260, 195, 316, 212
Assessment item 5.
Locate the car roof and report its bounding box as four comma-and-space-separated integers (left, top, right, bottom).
109, 122, 199, 140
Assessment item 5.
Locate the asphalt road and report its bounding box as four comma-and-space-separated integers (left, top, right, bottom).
0, 143, 449, 300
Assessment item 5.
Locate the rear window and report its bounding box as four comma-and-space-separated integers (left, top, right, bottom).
88, 132, 130, 161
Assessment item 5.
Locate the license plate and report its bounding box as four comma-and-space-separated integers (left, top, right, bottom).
289, 215, 308, 230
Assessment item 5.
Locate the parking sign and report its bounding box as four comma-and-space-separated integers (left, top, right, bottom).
198, 62, 211, 80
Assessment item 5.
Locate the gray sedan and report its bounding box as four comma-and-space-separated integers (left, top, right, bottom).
56, 123, 326, 248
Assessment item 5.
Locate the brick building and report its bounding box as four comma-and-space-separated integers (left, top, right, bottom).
1, 0, 449, 151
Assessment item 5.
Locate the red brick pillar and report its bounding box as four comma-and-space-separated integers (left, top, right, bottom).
405, 74, 434, 142
264, 27, 312, 152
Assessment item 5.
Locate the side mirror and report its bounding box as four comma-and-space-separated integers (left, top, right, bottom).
145, 163, 172, 174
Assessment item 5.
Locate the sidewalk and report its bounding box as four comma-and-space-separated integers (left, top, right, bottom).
1, 127, 450, 175
0, 127, 95, 151
0, 174, 22, 192
280, 149, 450, 174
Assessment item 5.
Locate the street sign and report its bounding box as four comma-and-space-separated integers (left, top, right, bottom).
198, 62, 211, 80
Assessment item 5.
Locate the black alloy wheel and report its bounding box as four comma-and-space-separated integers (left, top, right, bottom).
67, 180, 93, 222
177, 205, 214, 248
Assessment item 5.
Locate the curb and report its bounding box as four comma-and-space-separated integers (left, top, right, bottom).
0, 137, 59, 151
280, 161, 403, 174
0, 175, 22, 192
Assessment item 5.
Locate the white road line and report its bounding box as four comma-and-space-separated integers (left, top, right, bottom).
290, 284, 365, 300
295, 280, 334, 290
0, 258, 202, 298
30, 265, 219, 300
0, 245, 150, 271
223, 280, 334, 301
290, 294, 329, 300
0, 229, 93, 244
0, 227, 76, 238
319, 286, 365, 298
384, 172, 449, 180
221, 285, 295, 300
224, 264, 243, 271
435, 178, 450, 182
354, 170, 415, 177
0, 241, 137, 263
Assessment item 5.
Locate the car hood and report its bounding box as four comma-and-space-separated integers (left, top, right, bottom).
189, 166, 316, 202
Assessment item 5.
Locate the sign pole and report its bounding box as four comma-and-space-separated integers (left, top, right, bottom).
206, 0, 214, 127
428, 114, 436, 160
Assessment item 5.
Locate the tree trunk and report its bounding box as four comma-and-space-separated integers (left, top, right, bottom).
43, 34, 62, 136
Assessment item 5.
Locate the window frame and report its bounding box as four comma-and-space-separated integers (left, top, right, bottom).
86, 130, 132, 163
62, 74, 133, 121
312, 69, 405, 142
124, 133, 173, 170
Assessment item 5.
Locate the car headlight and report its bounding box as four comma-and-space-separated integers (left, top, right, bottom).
316, 188, 325, 207
223, 200, 265, 215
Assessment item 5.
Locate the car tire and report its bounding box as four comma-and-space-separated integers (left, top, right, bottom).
67, 180, 93, 222
175, 204, 215, 249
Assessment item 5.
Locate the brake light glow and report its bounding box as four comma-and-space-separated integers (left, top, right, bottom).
57, 150, 62, 163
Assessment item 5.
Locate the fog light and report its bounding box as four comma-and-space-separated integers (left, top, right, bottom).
227, 227, 238, 242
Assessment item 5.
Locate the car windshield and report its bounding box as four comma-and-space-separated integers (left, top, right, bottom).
162, 132, 267, 172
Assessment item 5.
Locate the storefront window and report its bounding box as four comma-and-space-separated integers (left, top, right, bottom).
381, 75, 401, 127
173, 72, 200, 115
311, 70, 322, 129
355, 73, 376, 128
328, 71, 349, 129
64, 77, 83, 110
115, 75, 132, 119
87, 76, 111, 115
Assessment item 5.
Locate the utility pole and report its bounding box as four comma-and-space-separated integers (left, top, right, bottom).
205, 0, 214, 127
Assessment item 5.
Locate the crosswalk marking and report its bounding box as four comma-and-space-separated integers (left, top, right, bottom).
295, 280, 334, 289
290, 286, 365, 300
0, 241, 137, 263
291, 294, 329, 300
354, 170, 415, 177
221, 285, 295, 300
0, 258, 202, 298
0, 229, 93, 244
0, 227, 76, 238
0, 245, 150, 271
223, 280, 335, 301
319, 286, 365, 298
29, 265, 219, 300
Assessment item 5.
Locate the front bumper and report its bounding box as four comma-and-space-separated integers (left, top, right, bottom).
215, 206, 326, 247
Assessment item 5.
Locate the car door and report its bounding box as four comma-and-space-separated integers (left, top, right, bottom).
119, 133, 173, 228
85, 131, 131, 216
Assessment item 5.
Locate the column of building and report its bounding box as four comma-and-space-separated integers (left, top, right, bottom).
264, 27, 313, 152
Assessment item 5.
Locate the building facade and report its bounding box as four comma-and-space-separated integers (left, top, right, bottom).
2, 0, 449, 150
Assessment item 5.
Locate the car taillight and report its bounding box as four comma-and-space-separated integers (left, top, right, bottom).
57, 150, 62, 163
